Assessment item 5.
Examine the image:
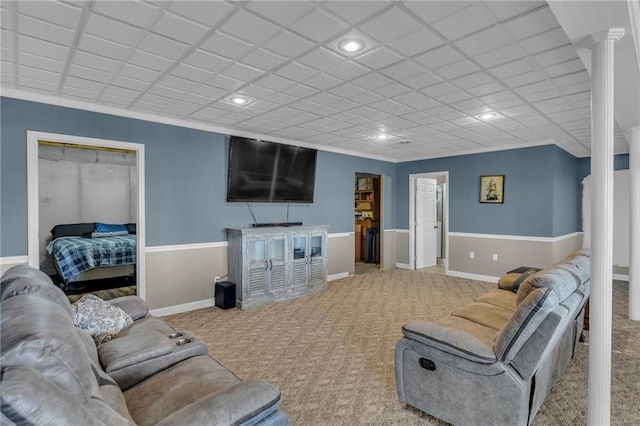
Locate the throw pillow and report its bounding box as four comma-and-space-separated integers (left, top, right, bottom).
72, 294, 133, 345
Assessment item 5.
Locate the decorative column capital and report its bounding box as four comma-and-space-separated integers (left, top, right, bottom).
579, 28, 626, 49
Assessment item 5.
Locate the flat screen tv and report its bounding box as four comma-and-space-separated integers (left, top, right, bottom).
227, 136, 317, 203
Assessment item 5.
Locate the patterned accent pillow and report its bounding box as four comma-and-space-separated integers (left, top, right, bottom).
72, 295, 133, 345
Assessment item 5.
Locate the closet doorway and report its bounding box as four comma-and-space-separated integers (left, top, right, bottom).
354, 173, 383, 275
27, 131, 146, 299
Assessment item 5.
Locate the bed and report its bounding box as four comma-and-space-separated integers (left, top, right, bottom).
46, 222, 137, 290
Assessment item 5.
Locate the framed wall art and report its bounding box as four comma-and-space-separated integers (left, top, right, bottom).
480, 175, 504, 204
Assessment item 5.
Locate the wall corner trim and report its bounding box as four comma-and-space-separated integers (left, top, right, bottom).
150, 298, 216, 317
446, 270, 500, 284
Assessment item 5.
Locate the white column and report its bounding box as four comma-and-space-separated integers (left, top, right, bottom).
580, 28, 625, 426
630, 126, 640, 320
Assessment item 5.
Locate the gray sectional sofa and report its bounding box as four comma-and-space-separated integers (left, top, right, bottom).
395, 250, 590, 425
0, 265, 289, 425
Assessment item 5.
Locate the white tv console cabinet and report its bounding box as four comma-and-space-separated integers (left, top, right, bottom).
226, 225, 329, 309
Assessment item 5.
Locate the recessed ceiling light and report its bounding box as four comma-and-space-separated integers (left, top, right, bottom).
230, 96, 248, 105
480, 113, 496, 120
338, 38, 365, 53
377, 134, 389, 140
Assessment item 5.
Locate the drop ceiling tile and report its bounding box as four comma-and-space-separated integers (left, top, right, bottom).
246, 1, 314, 27
18, 0, 82, 29
139, 33, 189, 60
361, 6, 422, 44
157, 74, 199, 91
207, 74, 244, 91
84, 13, 144, 46
73, 51, 121, 74
297, 48, 344, 72
18, 35, 69, 62
68, 63, 112, 83
489, 58, 536, 79
275, 62, 317, 82
152, 11, 210, 45
322, 1, 390, 24
170, 1, 234, 27
100, 93, 133, 107
128, 49, 173, 73
327, 83, 365, 98
221, 10, 281, 45
503, 6, 559, 40
111, 75, 150, 91
263, 31, 315, 58
484, 1, 544, 20
420, 82, 458, 98
18, 65, 59, 84
183, 49, 232, 73
237, 84, 274, 99
148, 84, 185, 99
403, 1, 471, 25
241, 48, 288, 71
354, 47, 403, 70
454, 25, 511, 57
414, 45, 465, 70
351, 72, 394, 90
403, 72, 442, 90
543, 58, 586, 78
520, 27, 570, 55
380, 60, 423, 80
520, 89, 558, 103
475, 44, 527, 68
18, 14, 74, 46
220, 62, 263, 83
552, 70, 590, 87
561, 81, 591, 96
374, 82, 411, 98
180, 92, 213, 105
18, 52, 64, 73
387, 28, 445, 57
533, 45, 579, 68
171, 63, 215, 83
290, 8, 347, 42
200, 32, 254, 61
93, 0, 160, 28
61, 85, 97, 100
78, 34, 130, 61
303, 73, 342, 91
282, 84, 320, 98
451, 71, 494, 89
503, 71, 544, 88
325, 61, 369, 81
431, 3, 497, 41
432, 59, 480, 79
254, 74, 296, 91
328, 99, 360, 111
132, 101, 165, 113
436, 90, 473, 104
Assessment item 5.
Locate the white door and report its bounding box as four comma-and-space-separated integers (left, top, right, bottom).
415, 178, 437, 269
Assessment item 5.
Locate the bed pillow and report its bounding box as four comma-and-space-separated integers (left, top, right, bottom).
126, 223, 136, 235
71, 295, 133, 345
91, 231, 129, 238
95, 223, 128, 233
51, 223, 96, 240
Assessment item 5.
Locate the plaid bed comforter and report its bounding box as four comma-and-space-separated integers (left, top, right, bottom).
47, 235, 137, 282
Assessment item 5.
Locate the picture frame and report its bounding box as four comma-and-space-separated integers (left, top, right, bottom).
479, 175, 505, 204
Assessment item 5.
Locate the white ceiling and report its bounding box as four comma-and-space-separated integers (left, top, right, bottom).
1, 1, 638, 162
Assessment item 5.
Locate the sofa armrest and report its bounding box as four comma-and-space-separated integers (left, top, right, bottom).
156, 379, 284, 426
108, 296, 148, 320
402, 320, 497, 363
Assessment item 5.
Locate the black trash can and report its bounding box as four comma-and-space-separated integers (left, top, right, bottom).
215, 281, 236, 309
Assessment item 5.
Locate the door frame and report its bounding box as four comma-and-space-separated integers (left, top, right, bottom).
409, 171, 449, 273
354, 172, 384, 270
27, 131, 146, 299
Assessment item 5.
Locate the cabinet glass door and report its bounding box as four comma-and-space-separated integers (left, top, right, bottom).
309, 234, 325, 287
247, 239, 267, 297
291, 234, 308, 289
269, 236, 287, 293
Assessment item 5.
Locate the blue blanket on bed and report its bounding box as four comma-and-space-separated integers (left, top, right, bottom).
47, 235, 137, 282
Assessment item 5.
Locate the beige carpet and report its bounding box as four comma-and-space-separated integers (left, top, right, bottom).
165, 267, 640, 425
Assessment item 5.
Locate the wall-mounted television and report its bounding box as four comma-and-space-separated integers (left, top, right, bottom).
227, 136, 317, 203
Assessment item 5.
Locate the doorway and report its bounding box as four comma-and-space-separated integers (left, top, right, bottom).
354, 173, 383, 275
27, 131, 146, 299
409, 172, 448, 271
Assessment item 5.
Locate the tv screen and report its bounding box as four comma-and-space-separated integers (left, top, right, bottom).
227, 136, 317, 203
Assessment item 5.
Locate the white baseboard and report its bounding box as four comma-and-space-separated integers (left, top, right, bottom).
150, 298, 216, 317
395, 263, 411, 269
446, 270, 499, 284
613, 274, 629, 282
327, 272, 349, 281
0, 256, 29, 266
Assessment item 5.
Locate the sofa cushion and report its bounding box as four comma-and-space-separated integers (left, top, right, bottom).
72, 294, 133, 345
495, 287, 560, 362
475, 289, 517, 312
452, 301, 513, 331
98, 332, 173, 373
108, 295, 149, 321
516, 264, 582, 306
497, 273, 520, 290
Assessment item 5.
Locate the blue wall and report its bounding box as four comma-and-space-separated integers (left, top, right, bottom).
395, 145, 582, 237
0, 97, 396, 256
